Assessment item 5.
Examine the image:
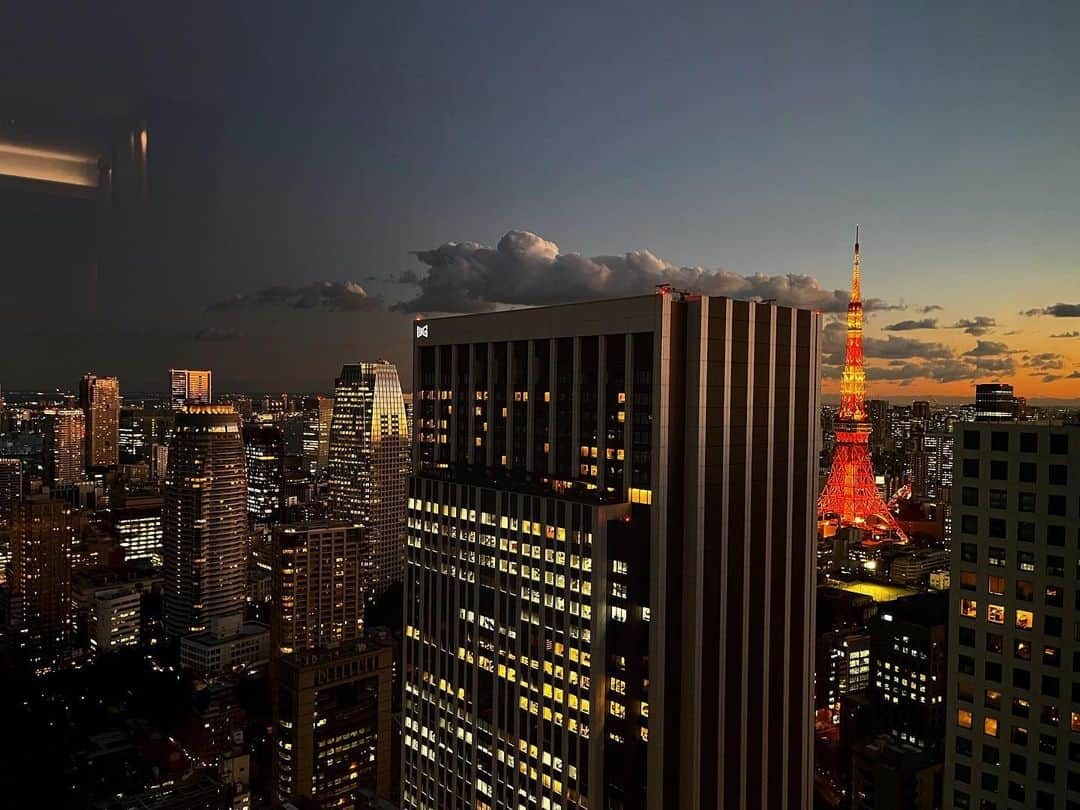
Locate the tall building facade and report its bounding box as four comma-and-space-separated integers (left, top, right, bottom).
301, 395, 334, 477
272, 641, 393, 807
404, 292, 821, 809
0, 457, 22, 524
162, 405, 247, 637
79, 374, 120, 468
818, 230, 905, 539
270, 521, 365, 655
327, 361, 410, 600
169, 368, 213, 410
945, 424, 1079, 808
973, 383, 1020, 422
110, 495, 164, 566
43, 408, 86, 488
9, 497, 74, 670
243, 424, 285, 523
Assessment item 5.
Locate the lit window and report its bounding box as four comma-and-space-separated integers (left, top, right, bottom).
987, 604, 1005, 625
1071, 712, 1080, 733
957, 709, 973, 729
987, 575, 1005, 596
959, 599, 977, 618
609, 701, 626, 719
1016, 610, 1034, 631
984, 717, 998, 738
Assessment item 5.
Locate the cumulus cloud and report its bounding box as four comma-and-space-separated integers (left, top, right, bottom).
1023, 303, 1080, 317
919, 305, 943, 313
950, 316, 997, 336
394, 230, 900, 314
1022, 352, 1065, 371
884, 318, 937, 331
209, 281, 380, 312
1043, 371, 1080, 382
1050, 331, 1080, 338
193, 327, 244, 342
866, 335, 953, 360
963, 340, 1013, 358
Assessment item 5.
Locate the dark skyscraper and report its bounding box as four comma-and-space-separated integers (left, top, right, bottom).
973, 382, 1020, 422
404, 292, 821, 809
327, 361, 410, 601
162, 405, 246, 638
946, 424, 1079, 807
243, 423, 284, 524
9, 497, 74, 671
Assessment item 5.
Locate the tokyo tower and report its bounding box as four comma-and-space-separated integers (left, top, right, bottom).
818, 228, 907, 541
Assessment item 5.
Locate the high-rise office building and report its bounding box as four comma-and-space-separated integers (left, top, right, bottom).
973, 383, 1019, 422
404, 292, 821, 809
43, 408, 86, 488
110, 495, 164, 566
79, 374, 120, 468
243, 424, 285, 523
162, 405, 246, 637
327, 361, 410, 601
945, 424, 1078, 808
169, 369, 213, 410
870, 590, 948, 751
270, 521, 365, 656
301, 395, 334, 478
9, 497, 74, 670
272, 640, 393, 807
0, 457, 22, 523
867, 399, 890, 451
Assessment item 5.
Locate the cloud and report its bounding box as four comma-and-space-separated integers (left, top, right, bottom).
1022, 352, 1065, 371
865, 335, 953, 360
963, 340, 1012, 358
970, 356, 1016, 375
950, 316, 997, 336
1023, 303, 1080, 317
865, 359, 979, 384
193, 327, 244, 342
919, 305, 943, 313
884, 318, 937, 331
394, 230, 900, 314
1043, 371, 1080, 382
1050, 331, 1080, 338
209, 281, 380, 312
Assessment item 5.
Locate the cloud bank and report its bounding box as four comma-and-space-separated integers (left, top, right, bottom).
394, 230, 899, 314
1023, 303, 1080, 317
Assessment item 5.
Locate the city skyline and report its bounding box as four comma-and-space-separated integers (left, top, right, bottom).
1, 3, 1078, 398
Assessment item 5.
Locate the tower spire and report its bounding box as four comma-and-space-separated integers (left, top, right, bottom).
851, 225, 861, 302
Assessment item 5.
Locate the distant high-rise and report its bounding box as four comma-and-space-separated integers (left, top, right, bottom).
43, 408, 86, 488
0, 457, 21, 523
301, 395, 334, 477
973, 382, 1019, 422
163, 405, 246, 637
327, 361, 409, 601
272, 640, 393, 807
110, 495, 164, 567
9, 497, 74, 671
945, 424, 1078, 807
79, 374, 120, 468
169, 369, 213, 410
270, 521, 365, 655
243, 424, 284, 523
405, 292, 821, 809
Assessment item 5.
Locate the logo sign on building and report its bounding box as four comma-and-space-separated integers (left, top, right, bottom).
416, 323, 429, 339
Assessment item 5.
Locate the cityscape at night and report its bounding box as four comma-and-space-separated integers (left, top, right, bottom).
1, 3, 1079, 810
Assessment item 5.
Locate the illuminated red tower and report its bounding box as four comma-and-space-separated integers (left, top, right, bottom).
818, 229, 906, 540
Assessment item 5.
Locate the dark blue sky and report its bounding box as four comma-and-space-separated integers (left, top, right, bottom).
2, 2, 1078, 396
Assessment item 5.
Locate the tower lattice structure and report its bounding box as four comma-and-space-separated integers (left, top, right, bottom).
818, 229, 907, 541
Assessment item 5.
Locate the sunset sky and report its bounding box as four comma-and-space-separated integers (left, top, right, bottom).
1, 2, 1077, 401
